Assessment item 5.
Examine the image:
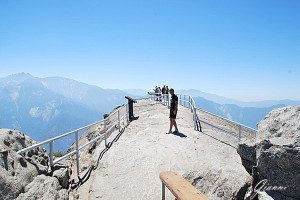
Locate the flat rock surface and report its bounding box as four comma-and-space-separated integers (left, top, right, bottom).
75, 100, 250, 200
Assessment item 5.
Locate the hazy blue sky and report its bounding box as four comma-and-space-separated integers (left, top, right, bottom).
0, 0, 299, 101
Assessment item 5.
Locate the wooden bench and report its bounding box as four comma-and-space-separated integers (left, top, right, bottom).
159, 171, 208, 200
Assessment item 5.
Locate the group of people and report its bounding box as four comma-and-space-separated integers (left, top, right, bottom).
153, 85, 169, 101
154, 85, 169, 95
153, 85, 179, 134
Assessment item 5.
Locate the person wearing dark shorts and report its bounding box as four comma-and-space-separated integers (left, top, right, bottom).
168, 88, 179, 134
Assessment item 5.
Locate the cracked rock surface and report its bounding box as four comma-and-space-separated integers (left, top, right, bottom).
238, 106, 300, 199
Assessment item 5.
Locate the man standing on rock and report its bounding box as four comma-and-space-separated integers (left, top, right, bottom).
168, 88, 179, 134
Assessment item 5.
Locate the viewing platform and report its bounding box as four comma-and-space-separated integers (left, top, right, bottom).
72, 99, 251, 199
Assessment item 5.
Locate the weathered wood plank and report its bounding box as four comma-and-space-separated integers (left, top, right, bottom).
159, 171, 208, 200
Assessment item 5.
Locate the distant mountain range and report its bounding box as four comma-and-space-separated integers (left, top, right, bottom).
40, 76, 128, 112
0, 73, 130, 150
193, 97, 284, 129
1, 73, 299, 149
177, 89, 300, 108
125, 88, 299, 129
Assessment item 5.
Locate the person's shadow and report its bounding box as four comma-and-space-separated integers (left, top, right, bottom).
171, 131, 187, 138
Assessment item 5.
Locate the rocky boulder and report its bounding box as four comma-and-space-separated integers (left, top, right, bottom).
0, 129, 71, 199
184, 168, 252, 200
0, 129, 49, 199
255, 140, 300, 199
16, 174, 68, 200
237, 106, 300, 199
257, 106, 300, 142
52, 166, 71, 189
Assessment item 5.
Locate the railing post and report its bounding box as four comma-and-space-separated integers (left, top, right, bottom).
188, 96, 191, 109
190, 96, 193, 112
193, 108, 197, 130
179, 94, 181, 105
162, 182, 165, 200
186, 95, 187, 107
238, 125, 242, 141
75, 131, 80, 177
126, 104, 129, 125
192, 104, 194, 122
118, 110, 121, 132
49, 141, 53, 168
193, 108, 196, 130
104, 119, 108, 147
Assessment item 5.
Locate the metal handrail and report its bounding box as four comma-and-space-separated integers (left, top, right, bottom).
17, 119, 104, 154
18, 92, 258, 178
196, 108, 257, 133
178, 94, 257, 140
53, 149, 77, 165
53, 116, 127, 166
17, 104, 130, 177
148, 92, 257, 141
